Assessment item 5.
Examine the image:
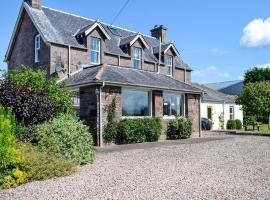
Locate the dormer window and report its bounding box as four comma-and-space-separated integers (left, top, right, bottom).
133, 47, 141, 69
165, 55, 173, 76
35, 34, 41, 63
90, 37, 101, 64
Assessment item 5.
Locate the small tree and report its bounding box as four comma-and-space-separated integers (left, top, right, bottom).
244, 67, 270, 84
218, 112, 225, 129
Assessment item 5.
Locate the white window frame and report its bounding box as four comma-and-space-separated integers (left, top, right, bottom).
165, 55, 173, 76
71, 89, 80, 108
163, 91, 185, 119
90, 37, 101, 64
35, 34, 41, 63
121, 87, 152, 118
229, 106, 235, 120
133, 47, 142, 69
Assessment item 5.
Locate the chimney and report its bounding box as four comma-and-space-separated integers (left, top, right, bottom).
151, 25, 168, 44
24, 0, 42, 9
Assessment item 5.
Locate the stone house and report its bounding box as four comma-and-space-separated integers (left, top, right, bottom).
5, 0, 203, 146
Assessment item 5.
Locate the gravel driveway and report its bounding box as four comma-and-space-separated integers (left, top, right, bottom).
1, 135, 270, 200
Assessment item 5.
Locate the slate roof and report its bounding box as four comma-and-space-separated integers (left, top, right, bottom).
11, 2, 191, 70
66, 64, 202, 93
193, 83, 235, 103
205, 80, 244, 95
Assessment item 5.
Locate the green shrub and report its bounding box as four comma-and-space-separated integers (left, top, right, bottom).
35, 114, 95, 164
235, 119, 242, 130
167, 117, 192, 140
116, 118, 162, 144
20, 143, 77, 181
227, 119, 236, 129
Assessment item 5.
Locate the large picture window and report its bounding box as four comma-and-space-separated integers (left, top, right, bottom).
165, 55, 173, 76
35, 34, 41, 63
163, 92, 184, 117
133, 47, 141, 69
122, 88, 150, 116
90, 37, 101, 64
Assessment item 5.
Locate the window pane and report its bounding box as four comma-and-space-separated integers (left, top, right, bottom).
91, 37, 100, 51
163, 92, 184, 116
133, 48, 141, 69
133, 60, 140, 69
165, 56, 173, 76
91, 51, 99, 64
122, 89, 150, 116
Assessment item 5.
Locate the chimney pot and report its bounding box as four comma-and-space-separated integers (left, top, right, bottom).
24, 0, 42, 9
151, 25, 168, 44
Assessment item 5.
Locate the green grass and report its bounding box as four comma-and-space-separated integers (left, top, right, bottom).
246, 123, 269, 131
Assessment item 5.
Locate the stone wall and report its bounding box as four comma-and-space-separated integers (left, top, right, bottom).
186, 93, 200, 136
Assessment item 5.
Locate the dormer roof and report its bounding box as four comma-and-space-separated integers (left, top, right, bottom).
153, 43, 180, 57
120, 34, 149, 49
76, 21, 111, 40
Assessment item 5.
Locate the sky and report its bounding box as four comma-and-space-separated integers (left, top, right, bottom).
1, 0, 270, 83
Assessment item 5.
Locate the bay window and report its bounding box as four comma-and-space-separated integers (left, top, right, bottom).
133, 47, 141, 69
122, 88, 150, 116
35, 34, 41, 63
165, 55, 173, 76
90, 37, 101, 64
163, 92, 184, 117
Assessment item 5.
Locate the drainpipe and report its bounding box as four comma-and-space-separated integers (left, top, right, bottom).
222, 101, 225, 130
157, 37, 161, 73
118, 55, 121, 66
199, 93, 202, 137
68, 45, 71, 76
99, 82, 105, 147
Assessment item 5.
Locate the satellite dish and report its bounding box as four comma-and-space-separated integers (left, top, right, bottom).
55, 63, 63, 73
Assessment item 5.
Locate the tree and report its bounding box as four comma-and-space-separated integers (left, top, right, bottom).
244, 67, 270, 84
236, 81, 270, 123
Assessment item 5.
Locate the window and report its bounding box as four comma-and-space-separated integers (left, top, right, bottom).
71, 90, 80, 108
122, 88, 150, 116
35, 35, 41, 63
165, 55, 173, 76
229, 106, 234, 120
163, 92, 184, 117
133, 47, 141, 69
207, 106, 212, 120
108, 26, 122, 36
90, 37, 101, 64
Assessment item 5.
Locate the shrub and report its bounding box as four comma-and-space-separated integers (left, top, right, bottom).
235, 119, 242, 130
7, 67, 73, 114
116, 118, 162, 144
20, 143, 77, 181
35, 114, 95, 164
0, 80, 57, 126
226, 119, 236, 130
167, 117, 192, 140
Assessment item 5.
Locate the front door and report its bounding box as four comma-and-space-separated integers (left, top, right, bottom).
207, 106, 212, 121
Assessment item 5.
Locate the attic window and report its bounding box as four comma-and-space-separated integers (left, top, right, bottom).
108, 26, 121, 37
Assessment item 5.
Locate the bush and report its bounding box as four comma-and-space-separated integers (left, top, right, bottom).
7, 67, 73, 114
35, 114, 95, 164
0, 80, 57, 126
167, 117, 192, 140
226, 119, 236, 130
235, 119, 242, 130
20, 143, 77, 181
116, 118, 162, 144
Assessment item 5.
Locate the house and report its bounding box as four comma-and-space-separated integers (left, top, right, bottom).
194, 84, 243, 130
5, 0, 204, 146
205, 80, 244, 95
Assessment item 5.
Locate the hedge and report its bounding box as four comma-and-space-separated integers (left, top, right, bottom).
166, 117, 192, 140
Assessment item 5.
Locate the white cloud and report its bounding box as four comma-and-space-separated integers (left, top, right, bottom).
240, 17, 270, 48
237, 75, 244, 80
256, 63, 270, 68
208, 48, 226, 55
193, 65, 230, 78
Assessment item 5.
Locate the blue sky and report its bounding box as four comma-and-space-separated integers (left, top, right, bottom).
1, 0, 270, 83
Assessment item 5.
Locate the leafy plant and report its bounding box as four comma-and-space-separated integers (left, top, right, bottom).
167, 117, 192, 140
235, 119, 242, 130
226, 119, 236, 130
218, 112, 225, 129
244, 67, 270, 84
35, 114, 95, 164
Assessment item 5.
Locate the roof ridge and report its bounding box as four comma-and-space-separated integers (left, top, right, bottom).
42, 6, 158, 40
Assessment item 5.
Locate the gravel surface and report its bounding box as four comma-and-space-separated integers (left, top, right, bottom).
1, 135, 270, 200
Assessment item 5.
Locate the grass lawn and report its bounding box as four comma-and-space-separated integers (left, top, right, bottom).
246, 123, 270, 135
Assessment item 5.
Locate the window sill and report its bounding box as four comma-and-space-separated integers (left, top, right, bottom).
163, 116, 176, 120
121, 116, 152, 119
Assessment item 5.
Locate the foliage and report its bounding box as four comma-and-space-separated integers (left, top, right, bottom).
0, 106, 29, 189
244, 67, 270, 84
0, 80, 57, 126
166, 117, 192, 140
236, 81, 270, 122
103, 98, 118, 143
235, 119, 243, 130
226, 119, 236, 130
20, 143, 77, 181
218, 112, 225, 129
35, 114, 95, 164
7, 67, 73, 114
116, 118, 162, 144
